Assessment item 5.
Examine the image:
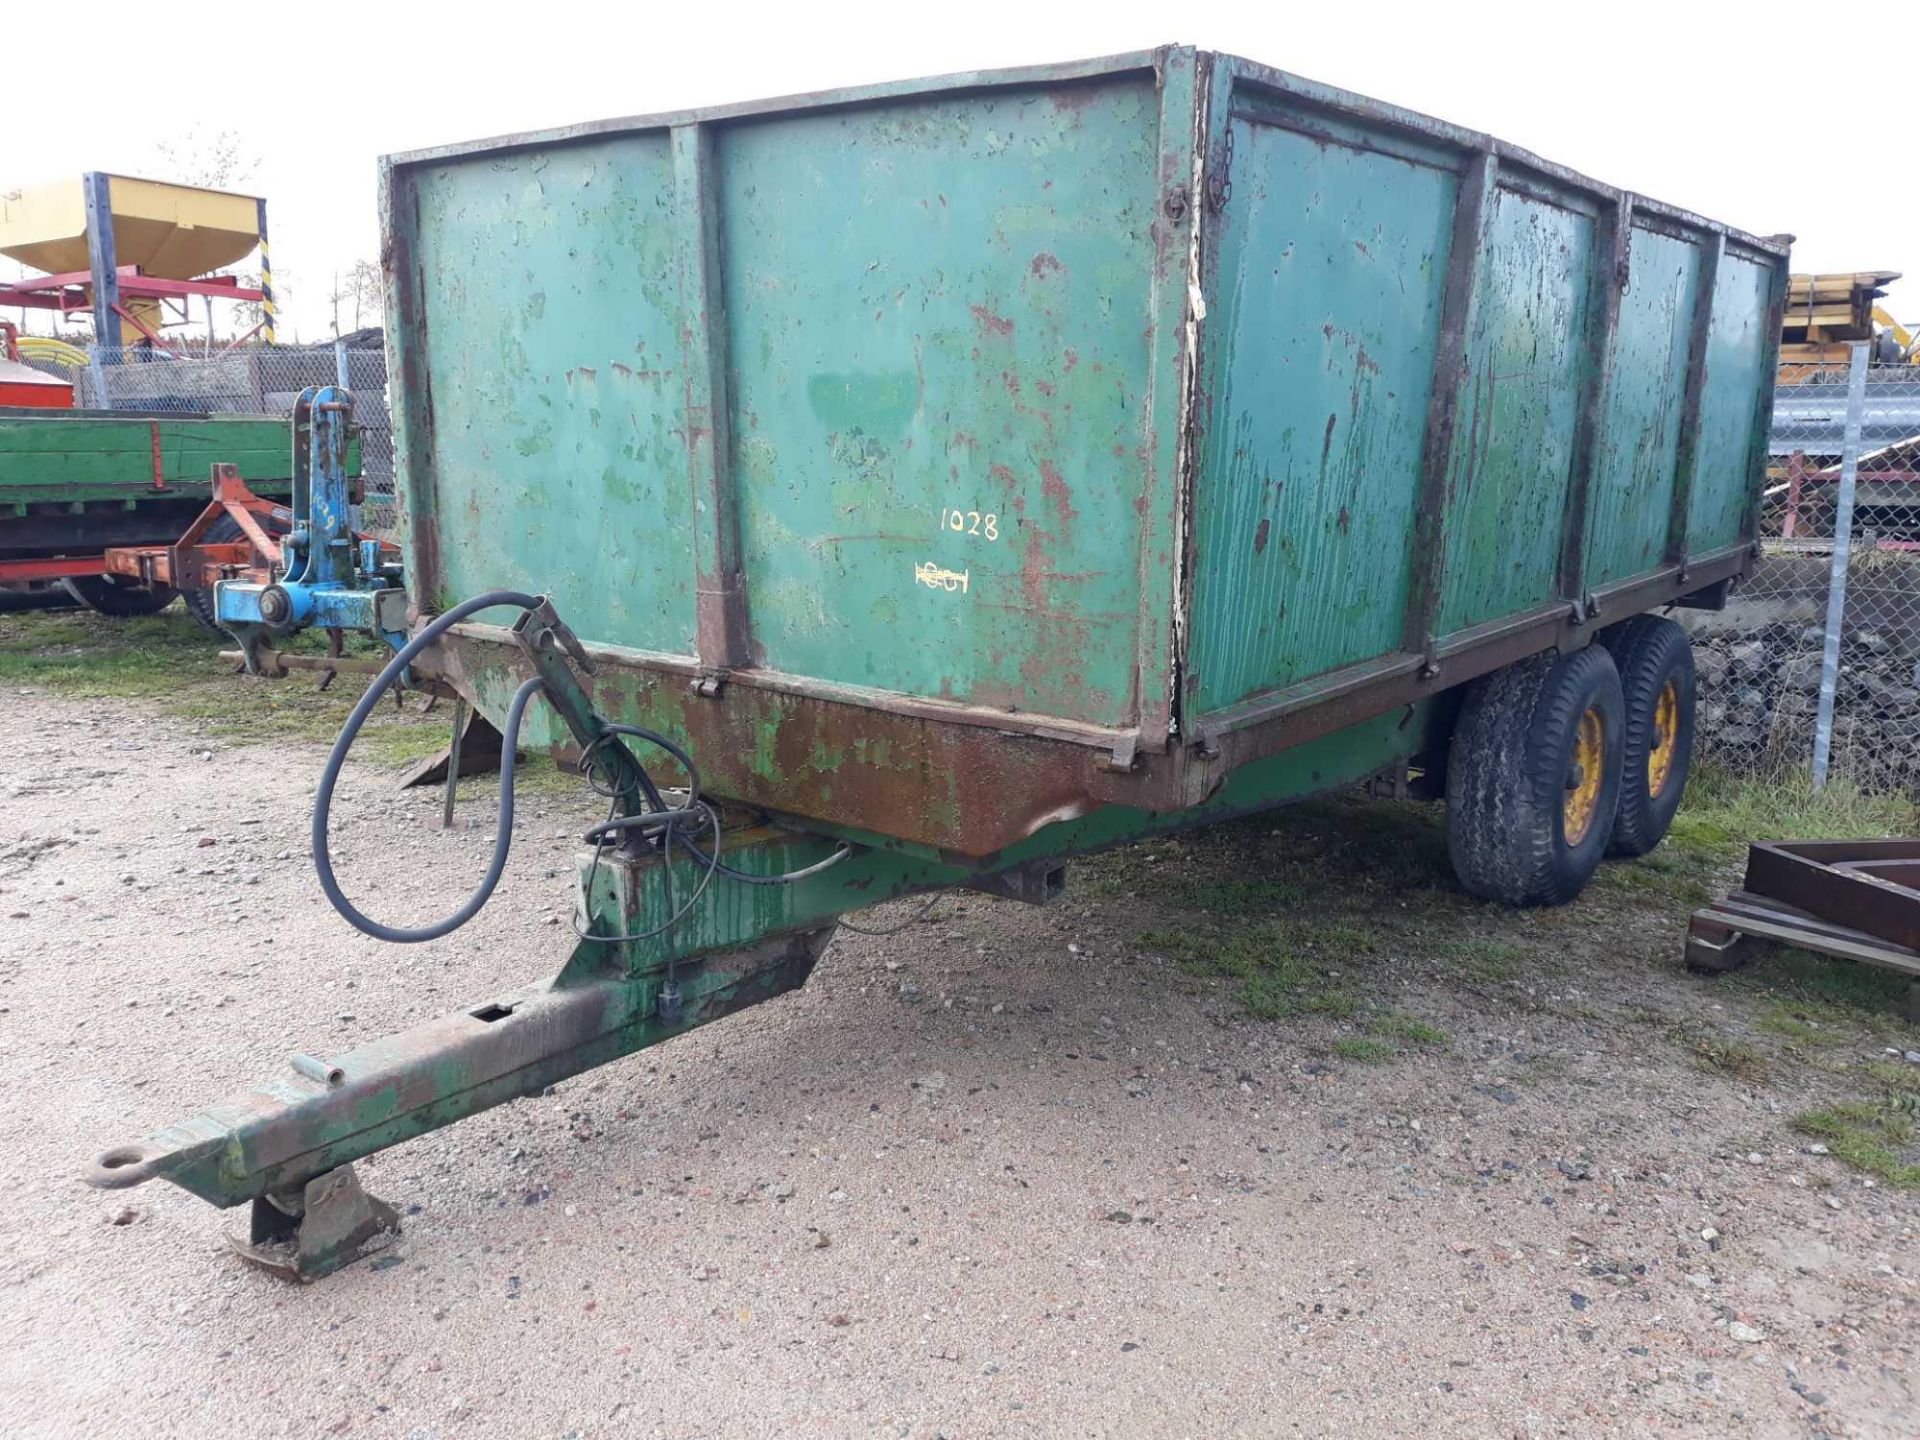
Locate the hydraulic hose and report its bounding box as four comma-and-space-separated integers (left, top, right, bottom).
312, 590, 540, 942
313, 588, 858, 946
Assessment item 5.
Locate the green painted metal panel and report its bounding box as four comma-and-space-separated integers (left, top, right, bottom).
1583, 227, 1701, 586
1436, 188, 1596, 634
1689, 251, 1774, 554
715, 81, 1162, 725
0, 413, 300, 503
384, 49, 1788, 854
1188, 113, 1455, 713
404, 136, 698, 651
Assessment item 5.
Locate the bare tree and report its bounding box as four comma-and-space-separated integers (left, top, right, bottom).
151, 128, 260, 190
327, 261, 385, 337
347, 260, 383, 332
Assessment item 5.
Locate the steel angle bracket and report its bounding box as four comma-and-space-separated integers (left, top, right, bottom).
1685, 839, 1920, 1016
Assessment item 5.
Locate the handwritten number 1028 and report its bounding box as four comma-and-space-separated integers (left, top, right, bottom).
942, 507, 999, 541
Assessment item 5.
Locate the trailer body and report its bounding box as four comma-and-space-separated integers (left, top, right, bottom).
383, 48, 1785, 860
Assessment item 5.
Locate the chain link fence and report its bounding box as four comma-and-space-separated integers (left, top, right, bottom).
67, 340, 398, 535
1687, 350, 1920, 795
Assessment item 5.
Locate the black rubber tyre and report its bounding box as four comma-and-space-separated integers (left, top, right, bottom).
59, 572, 177, 617
1598, 614, 1696, 858
1445, 644, 1625, 907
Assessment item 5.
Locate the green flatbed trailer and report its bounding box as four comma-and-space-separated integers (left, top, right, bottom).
0, 408, 309, 610
88, 47, 1790, 1275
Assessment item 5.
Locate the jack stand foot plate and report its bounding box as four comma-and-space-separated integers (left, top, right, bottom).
399, 707, 511, 790
229, 1164, 400, 1282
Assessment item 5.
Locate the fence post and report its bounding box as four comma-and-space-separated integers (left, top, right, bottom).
335, 340, 350, 391
1810, 342, 1870, 789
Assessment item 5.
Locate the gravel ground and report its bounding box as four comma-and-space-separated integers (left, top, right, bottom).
0, 686, 1914, 1439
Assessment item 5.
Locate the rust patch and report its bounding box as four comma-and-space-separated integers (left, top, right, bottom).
1029, 252, 1065, 279
1019, 526, 1052, 609
1337, 506, 1352, 534
1039, 460, 1079, 532
989, 463, 1018, 488
970, 304, 1015, 337
1253, 518, 1270, 554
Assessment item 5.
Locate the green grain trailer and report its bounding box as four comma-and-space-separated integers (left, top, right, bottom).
0, 408, 301, 613
88, 48, 1788, 1275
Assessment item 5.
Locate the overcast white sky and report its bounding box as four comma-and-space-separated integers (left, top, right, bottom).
6, 0, 1917, 340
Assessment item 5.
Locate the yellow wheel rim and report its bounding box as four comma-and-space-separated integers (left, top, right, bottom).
1647, 679, 1679, 798
1563, 706, 1605, 846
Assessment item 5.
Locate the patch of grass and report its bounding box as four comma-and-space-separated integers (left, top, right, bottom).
1731, 948, 1917, 1032
1333, 1036, 1396, 1064
1754, 1000, 1852, 1047
0, 605, 449, 770
1433, 936, 1533, 982
1162, 874, 1310, 914
1370, 1010, 1448, 1046
1592, 851, 1716, 906
1688, 1035, 1771, 1084
1793, 1102, 1920, 1188
1680, 765, 1917, 857
1864, 1061, 1920, 1096
1138, 920, 1363, 1021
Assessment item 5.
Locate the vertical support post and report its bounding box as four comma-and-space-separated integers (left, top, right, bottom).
1666, 232, 1723, 573
82, 172, 122, 353
671, 124, 749, 672
1811, 342, 1869, 790
441, 696, 468, 830
1404, 149, 1496, 669
335, 340, 351, 389
1738, 251, 1792, 548
1559, 194, 1632, 613
256, 197, 277, 346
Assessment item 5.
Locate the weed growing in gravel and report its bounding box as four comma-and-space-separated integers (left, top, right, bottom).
1432, 936, 1532, 982
1688, 1035, 1772, 1084
1863, 1061, 1920, 1096
1137, 923, 1362, 1020
1370, 1011, 1449, 1046
1730, 948, 1918, 1034
1332, 1036, 1395, 1064
1793, 1100, 1920, 1188
1755, 1002, 1853, 1047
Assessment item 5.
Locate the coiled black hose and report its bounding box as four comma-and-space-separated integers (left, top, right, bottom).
312, 590, 540, 942
313, 590, 855, 945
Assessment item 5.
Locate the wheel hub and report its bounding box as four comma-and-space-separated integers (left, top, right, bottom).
1647, 679, 1679, 797
1562, 706, 1605, 845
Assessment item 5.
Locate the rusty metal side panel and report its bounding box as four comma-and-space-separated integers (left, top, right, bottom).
1187, 102, 1457, 713
394, 135, 698, 654
1582, 226, 1703, 587
1435, 185, 1597, 634
1688, 249, 1777, 555
712, 78, 1164, 728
